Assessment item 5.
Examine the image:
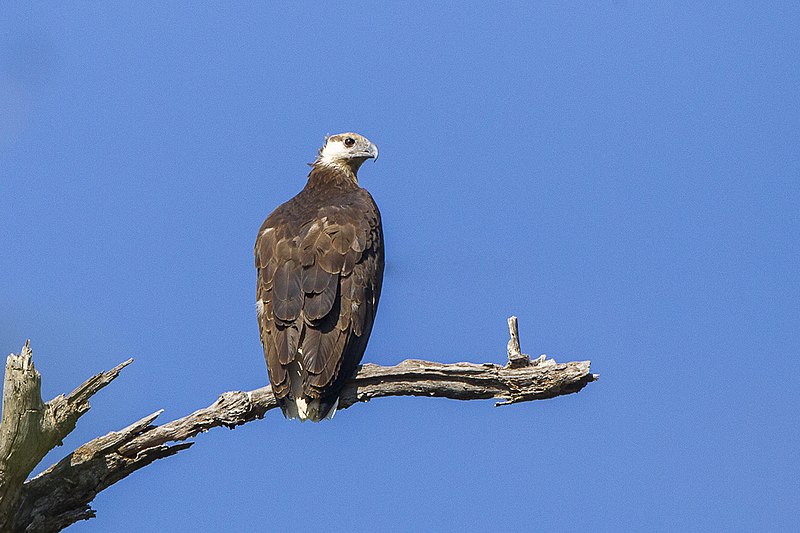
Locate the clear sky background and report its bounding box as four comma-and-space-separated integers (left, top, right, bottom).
2, 3, 798, 532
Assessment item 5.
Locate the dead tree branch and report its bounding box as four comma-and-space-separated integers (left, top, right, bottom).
3, 317, 597, 532
0, 342, 131, 531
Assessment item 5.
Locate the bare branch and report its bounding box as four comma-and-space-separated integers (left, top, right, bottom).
506, 316, 530, 368
7, 318, 598, 532
0, 343, 130, 531
0, 342, 44, 528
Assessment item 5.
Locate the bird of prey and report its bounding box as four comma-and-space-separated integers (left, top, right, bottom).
255, 133, 383, 421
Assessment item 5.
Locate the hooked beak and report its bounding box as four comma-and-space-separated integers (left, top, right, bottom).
362, 142, 378, 161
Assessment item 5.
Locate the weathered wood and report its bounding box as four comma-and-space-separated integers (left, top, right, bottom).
0, 343, 131, 531
16, 411, 192, 532
4, 318, 598, 532
506, 316, 531, 368
0, 342, 44, 530
16, 355, 595, 531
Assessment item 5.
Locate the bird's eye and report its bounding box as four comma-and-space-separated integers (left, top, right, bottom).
344, 137, 355, 147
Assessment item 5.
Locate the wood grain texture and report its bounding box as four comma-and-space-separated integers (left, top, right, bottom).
4, 319, 597, 532
0, 342, 130, 532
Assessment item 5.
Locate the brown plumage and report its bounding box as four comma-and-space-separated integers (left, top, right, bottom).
255, 133, 383, 421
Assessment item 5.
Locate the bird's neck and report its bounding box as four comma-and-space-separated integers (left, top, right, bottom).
306, 162, 360, 190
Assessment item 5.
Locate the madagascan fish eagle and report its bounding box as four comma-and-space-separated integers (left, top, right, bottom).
255, 133, 383, 421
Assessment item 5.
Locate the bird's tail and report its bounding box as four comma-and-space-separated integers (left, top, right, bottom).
278, 395, 339, 422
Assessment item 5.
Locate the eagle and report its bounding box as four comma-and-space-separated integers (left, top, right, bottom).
255, 132, 383, 421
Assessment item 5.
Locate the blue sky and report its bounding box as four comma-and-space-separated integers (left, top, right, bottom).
2, 3, 798, 531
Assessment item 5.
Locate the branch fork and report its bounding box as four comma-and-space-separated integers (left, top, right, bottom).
1, 317, 596, 532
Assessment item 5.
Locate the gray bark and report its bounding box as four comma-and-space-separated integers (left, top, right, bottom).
2, 318, 597, 532
0, 342, 131, 531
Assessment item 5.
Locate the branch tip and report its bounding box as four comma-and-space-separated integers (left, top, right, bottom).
115, 358, 134, 371
506, 315, 530, 368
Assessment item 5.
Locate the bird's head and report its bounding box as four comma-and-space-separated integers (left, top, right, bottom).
314, 132, 378, 174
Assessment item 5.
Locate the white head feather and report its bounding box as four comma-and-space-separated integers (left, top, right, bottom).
314, 132, 378, 171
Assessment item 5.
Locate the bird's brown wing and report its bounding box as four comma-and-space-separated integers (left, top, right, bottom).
255, 192, 383, 412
